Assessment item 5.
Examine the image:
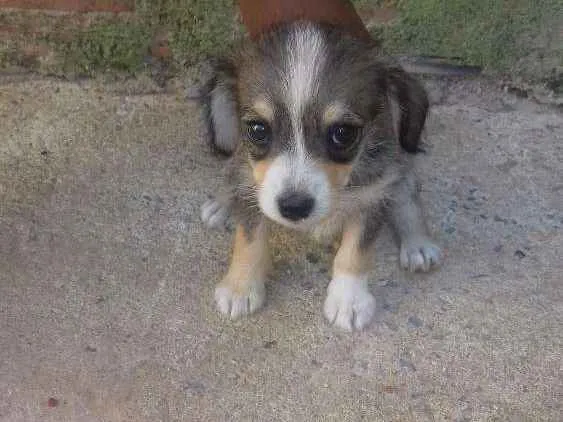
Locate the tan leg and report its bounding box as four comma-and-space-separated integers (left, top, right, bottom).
215, 220, 270, 319
323, 220, 377, 331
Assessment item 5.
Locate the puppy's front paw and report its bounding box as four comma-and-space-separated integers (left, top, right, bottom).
215, 280, 265, 319
400, 236, 441, 272
323, 275, 376, 331
201, 198, 230, 229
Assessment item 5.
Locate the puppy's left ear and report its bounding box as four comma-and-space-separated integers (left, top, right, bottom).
385, 67, 429, 153
200, 57, 240, 156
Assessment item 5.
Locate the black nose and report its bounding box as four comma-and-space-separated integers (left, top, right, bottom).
277, 191, 315, 221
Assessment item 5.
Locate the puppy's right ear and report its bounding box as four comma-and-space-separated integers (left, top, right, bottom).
200, 58, 239, 156
385, 66, 429, 154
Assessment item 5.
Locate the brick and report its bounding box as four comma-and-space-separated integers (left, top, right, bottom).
0, 1, 134, 13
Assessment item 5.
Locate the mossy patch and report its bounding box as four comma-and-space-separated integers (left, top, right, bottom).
58, 22, 152, 75
136, 0, 241, 66
1, 0, 560, 85
374, 0, 562, 80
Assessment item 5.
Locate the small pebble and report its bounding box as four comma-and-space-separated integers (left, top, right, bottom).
305, 252, 320, 264
183, 381, 206, 395
381, 385, 402, 393
382, 302, 399, 313
384, 320, 399, 331
263, 340, 277, 349
398, 358, 416, 372
301, 279, 314, 290
407, 315, 423, 329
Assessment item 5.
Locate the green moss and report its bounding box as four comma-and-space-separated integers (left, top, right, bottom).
4, 0, 559, 82
58, 22, 152, 75
376, 0, 562, 78
136, 0, 240, 66
55, 0, 239, 75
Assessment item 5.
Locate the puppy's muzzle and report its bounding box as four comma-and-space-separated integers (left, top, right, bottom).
277, 191, 316, 221
257, 153, 331, 227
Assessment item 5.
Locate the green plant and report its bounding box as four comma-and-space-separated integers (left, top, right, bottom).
136, 0, 239, 66
60, 22, 152, 75
378, 0, 562, 77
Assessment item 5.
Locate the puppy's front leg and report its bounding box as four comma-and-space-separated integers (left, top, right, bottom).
324, 220, 377, 331
201, 193, 234, 230
215, 219, 270, 319
388, 173, 441, 272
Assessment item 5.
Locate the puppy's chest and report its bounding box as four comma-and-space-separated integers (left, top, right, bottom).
309, 213, 346, 245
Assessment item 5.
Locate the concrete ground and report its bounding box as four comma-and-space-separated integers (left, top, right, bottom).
0, 73, 561, 422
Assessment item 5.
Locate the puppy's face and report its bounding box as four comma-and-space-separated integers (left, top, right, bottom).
234, 23, 427, 230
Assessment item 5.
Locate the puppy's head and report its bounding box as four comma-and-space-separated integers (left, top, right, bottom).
233, 22, 428, 229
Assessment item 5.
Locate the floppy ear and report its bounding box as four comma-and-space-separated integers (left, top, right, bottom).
200, 57, 240, 156
385, 67, 429, 153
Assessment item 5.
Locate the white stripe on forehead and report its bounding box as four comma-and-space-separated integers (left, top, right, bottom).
283, 25, 326, 159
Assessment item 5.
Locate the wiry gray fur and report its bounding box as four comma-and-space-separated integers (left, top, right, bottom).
200, 22, 441, 328
202, 22, 437, 256
199, 58, 240, 156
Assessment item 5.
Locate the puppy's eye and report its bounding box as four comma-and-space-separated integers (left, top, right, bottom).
245, 121, 270, 145
327, 124, 360, 149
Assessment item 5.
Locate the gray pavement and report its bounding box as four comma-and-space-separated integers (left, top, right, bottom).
0, 75, 561, 421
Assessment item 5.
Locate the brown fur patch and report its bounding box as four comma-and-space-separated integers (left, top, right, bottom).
252, 159, 273, 185
322, 102, 363, 126
222, 222, 270, 294
319, 162, 354, 188
252, 99, 275, 122
323, 103, 345, 124
333, 221, 374, 277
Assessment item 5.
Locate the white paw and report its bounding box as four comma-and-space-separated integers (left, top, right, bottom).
201, 198, 230, 229
323, 275, 376, 331
215, 281, 265, 319
400, 236, 441, 272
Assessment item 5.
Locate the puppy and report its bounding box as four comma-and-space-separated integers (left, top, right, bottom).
199, 21, 441, 330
